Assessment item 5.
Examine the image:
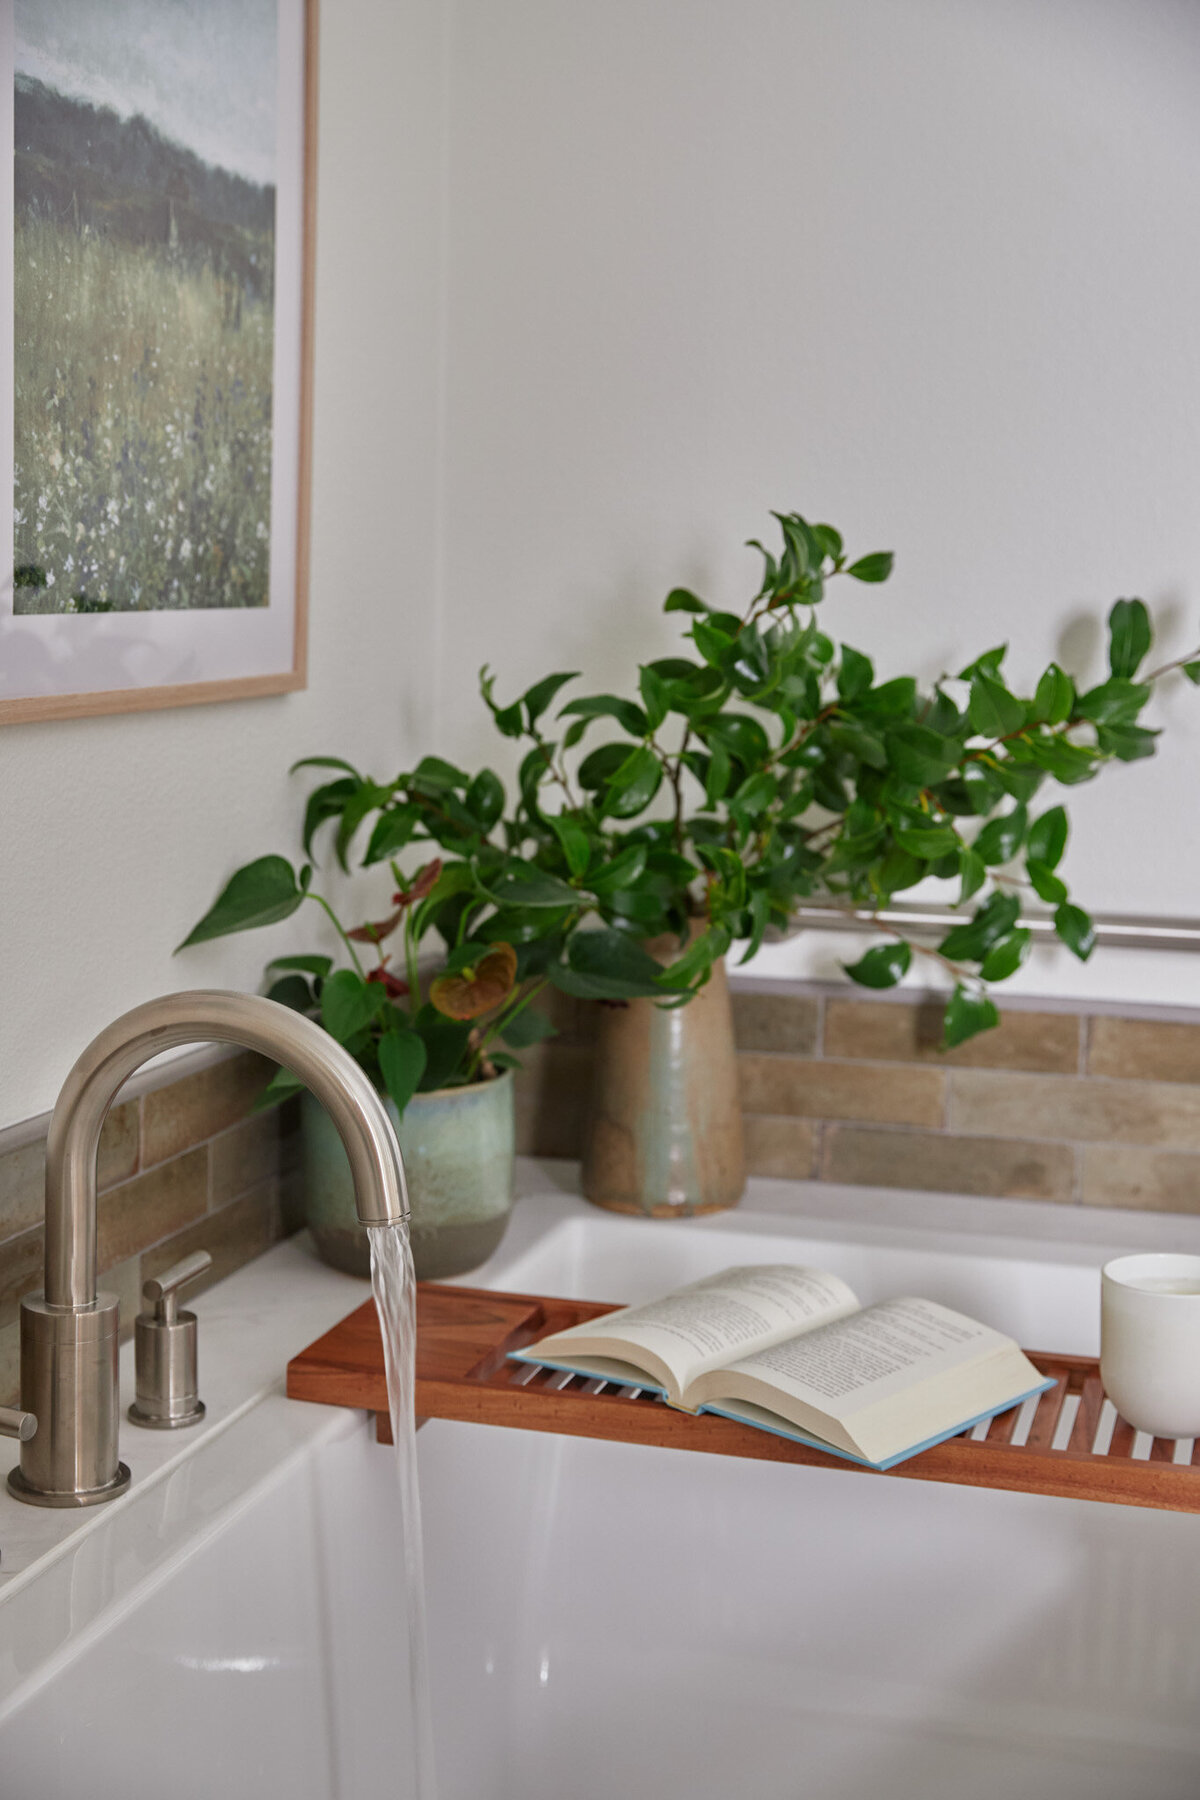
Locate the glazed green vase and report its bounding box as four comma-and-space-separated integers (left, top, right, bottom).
301, 1069, 515, 1280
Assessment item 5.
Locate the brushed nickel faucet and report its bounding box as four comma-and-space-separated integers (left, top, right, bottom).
8, 991, 409, 1508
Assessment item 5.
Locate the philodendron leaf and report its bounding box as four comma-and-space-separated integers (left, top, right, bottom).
177, 856, 305, 949
321, 969, 382, 1044
1107, 598, 1152, 680
267, 953, 333, 978
499, 1006, 558, 1049
1027, 805, 1068, 870
378, 1029, 427, 1115
251, 1066, 306, 1113
1055, 902, 1096, 962
843, 941, 912, 989
942, 985, 999, 1049
266, 974, 314, 1013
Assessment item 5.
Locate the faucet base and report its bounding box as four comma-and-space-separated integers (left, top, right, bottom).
7, 1461, 131, 1508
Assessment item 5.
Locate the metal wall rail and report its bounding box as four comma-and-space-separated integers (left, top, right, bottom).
786, 903, 1200, 955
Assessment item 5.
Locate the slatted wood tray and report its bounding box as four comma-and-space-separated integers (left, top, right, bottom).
286, 1283, 1200, 1514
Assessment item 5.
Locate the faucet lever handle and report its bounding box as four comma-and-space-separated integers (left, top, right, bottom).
0, 1406, 36, 1442
143, 1250, 213, 1324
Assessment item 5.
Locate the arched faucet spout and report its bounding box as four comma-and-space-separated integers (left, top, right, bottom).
12, 990, 408, 1507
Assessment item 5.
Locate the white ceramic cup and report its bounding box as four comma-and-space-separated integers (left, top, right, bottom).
1100, 1253, 1200, 1438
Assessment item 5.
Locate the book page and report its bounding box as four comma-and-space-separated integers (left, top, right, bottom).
720, 1297, 1008, 1418
525, 1265, 859, 1398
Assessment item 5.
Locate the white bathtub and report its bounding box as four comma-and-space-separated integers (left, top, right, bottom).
3, 1164, 1200, 1800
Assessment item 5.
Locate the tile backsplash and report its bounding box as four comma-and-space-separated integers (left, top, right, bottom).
515, 982, 1200, 1217
0, 1051, 301, 1406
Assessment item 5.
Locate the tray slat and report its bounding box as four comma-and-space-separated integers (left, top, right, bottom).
285, 1284, 1200, 1515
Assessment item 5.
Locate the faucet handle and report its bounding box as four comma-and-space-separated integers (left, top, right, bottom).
143, 1250, 213, 1322
0, 1406, 36, 1442
128, 1250, 213, 1431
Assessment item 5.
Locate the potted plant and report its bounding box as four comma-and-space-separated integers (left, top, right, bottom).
185, 510, 1199, 1227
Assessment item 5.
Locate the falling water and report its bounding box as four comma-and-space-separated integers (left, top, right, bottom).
368, 1221, 438, 1800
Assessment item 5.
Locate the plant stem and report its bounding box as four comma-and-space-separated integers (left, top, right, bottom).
465, 976, 549, 1082
308, 893, 367, 980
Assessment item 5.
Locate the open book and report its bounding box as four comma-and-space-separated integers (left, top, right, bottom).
511, 1265, 1052, 1470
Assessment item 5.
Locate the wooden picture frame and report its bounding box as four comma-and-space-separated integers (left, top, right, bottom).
0, 0, 315, 724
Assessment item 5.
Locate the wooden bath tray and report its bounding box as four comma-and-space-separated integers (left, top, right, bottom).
286, 1284, 1200, 1515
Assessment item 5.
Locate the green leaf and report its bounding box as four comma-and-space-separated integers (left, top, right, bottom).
321, 969, 381, 1044
266, 953, 333, 978
465, 770, 505, 832
480, 666, 524, 738
1183, 661, 1200, 686
893, 820, 961, 860
943, 985, 999, 1049
837, 644, 874, 700
1025, 735, 1098, 784
937, 892, 1021, 962
577, 742, 631, 790
251, 1066, 307, 1113
730, 769, 775, 818
363, 804, 421, 865
177, 856, 304, 949
550, 928, 666, 999
1107, 598, 1152, 680
378, 1029, 427, 1115
846, 551, 894, 583
489, 871, 581, 908
958, 644, 1008, 682
968, 672, 1026, 739
1032, 664, 1075, 726
639, 665, 670, 732
1074, 678, 1150, 726
410, 755, 469, 793
693, 618, 734, 667
523, 671, 580, 727
957, 847, 986, 904
558, 693, 648, 738
499, 1007, 558, 1049
1026, 858, 1067, 905
415, 1009, 473, 1090
980, 928, 1032, 982
1055, 902, 1096, 962
812, 522, 844, 562
601, 745, 664, 819
301, 777, 357, 859
705, 737, 732, 807
290, 754, 363, 779
266, 974, 314, 1013
843, 941, 912, 989
656, 925, 732, 991
828, 720, 888, 770
1097, 723, 1159, 762
548, 813, 591, 878
663, 587, 708, 614
859, 677, 917, 718
1027, 805, 1068, 870
588, 843, 650, 895
885, 722, 963, 785
973, 803, 1027, 867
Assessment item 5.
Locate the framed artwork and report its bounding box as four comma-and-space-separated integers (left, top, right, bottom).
0, 0, 314, 724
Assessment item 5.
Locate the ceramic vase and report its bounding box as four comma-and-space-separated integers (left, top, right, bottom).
581, 936, 745, 1218
301, 1069, 515, 1279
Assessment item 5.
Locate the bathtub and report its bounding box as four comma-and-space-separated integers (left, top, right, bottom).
2, 1162, 1200, 1800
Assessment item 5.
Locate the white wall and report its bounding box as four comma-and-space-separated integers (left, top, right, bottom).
432, 0, 1200, 1006
0, 1, 449, 1129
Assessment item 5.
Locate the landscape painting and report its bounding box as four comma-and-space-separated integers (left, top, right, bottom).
0, 0, 312, 721
14, 0, 277, 612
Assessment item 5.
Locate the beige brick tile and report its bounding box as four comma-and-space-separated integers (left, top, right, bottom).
1088, 1017, 1200, 1086
731, 993, 820, 1056
141, 1052, 274, 1167
513, 1044, 593, 1159
141, 1180, 288, 1298
821, 1125, 1076, 1203
0, 1138, 46, 1241
0, 1320, 17, 1408
210, 1110, 288, 1207
98, 1102, 140, 1190
97, 1146, 209, 1273
1080, 1144, 1200, 1213
743, 1116, 817, 1180
950, 1070, 1200, 1151
0, 1228, 44, 1333
824, 998, 1080, 1074
739, 1056, 944, 1127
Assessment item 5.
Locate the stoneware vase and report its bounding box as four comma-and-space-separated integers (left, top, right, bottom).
301, 1068, 515, 1279
581, 933, 745, 1218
